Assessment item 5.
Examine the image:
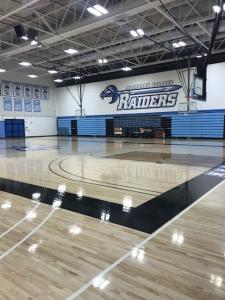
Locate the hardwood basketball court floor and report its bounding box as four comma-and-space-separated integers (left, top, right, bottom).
0, 136, 225, 300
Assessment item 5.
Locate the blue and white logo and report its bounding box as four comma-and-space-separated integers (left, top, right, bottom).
100, 84, 181, 111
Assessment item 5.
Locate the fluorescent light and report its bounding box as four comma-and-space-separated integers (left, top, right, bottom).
122, 67, 132, 71
87, 7, 102, 16
19, 61, 32, 67
204, 53, 208, 56
31, 40, 38, 46
93, 4, 108, 15
28, 74, 38, 78
64, 48, 78, 55
48, 70, 58, 74
196, 54, 202, 58
137, 29, 145, 36
98, 58, 107, 64
54, 78, 63, 83
130, 30, 138, 37
73, 76, 81, 80
213, 5, 221, 13
178, 41, 186, 47
21, 35, 28, 41
172, 42, 180, 48
0, 68, 6, 72
223, 4, 225, 11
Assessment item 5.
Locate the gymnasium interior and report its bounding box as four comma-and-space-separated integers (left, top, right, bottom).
0, 0, 225, 299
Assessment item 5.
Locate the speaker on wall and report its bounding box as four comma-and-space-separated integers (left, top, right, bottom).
14, 24, 26, 38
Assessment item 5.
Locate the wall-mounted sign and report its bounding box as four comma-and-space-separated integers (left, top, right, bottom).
24, 99, 32, 112
14, 98, 22, 111
100, 84, 182, 111
33, 86, 41, 99
24, 84, 32, 98
41, 86, 49, 100
3, 97, 12, 111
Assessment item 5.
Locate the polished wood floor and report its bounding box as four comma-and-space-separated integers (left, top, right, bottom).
0, 137, 225, 299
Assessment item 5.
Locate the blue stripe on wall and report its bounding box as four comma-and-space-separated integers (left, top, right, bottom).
0, 121, 5, 138
172, 113, 225, 138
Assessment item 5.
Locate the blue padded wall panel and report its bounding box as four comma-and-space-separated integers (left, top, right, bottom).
0, 121, 5, 138
172, 113, 224, 138
57, 118, 75, 135
77, 117, 107, 136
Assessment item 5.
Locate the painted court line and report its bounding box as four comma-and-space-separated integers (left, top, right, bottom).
0, 202, 41, 240
0, 208, 56, 261
66, 179, 225, 300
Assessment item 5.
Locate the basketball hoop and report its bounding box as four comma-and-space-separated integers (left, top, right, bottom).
178, 101, 197, 115
75, 109, 86, 119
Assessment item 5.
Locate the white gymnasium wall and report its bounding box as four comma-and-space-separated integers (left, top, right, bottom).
56, 62, 225, 117
0, 71, 57, 136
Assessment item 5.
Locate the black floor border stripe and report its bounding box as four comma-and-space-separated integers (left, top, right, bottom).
0, 163, 224, 234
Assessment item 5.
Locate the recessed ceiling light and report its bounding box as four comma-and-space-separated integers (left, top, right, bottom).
136, 29, 145, 36
172, 42, 180, 48
48, 70, 58, 74
213, 5, 221, 13
54, 78, 63, 83
28, 74, 38, 78
0, 68, 6, 72
93, 4, 108, 15
73, 76, 81, 80
64, 48, 78, 55
31, 40, 38, 46
122, 67, 132, 71
21, 35, 28, 41
196, 54, 202, 58
19, 61, 32, 67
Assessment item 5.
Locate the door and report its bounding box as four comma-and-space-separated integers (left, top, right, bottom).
161, 117, 171, 138
71, 120, 77, 135
106, 119, 114, 137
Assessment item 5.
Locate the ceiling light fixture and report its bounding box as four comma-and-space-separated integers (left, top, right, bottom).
98, 58, 107, 64
73, 76, 81, 80
19, 61, 32, 67
130, 29, 145, 37
122, 66, 132, 71
28, 74, 38, 78
31, 39, 38, 46
54, 78, 63, 83
0, 68, 6, 72
178, 41, 186, 47
213, 5, 221, 13
48, 70, 58, 74
87, 5, 108, 16
172, 41, 186, 48
21, 35, 28, 41
64, 48, 78, 55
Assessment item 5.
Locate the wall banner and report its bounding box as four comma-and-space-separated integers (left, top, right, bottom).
14, 98, 22, 111
33, 99, 41, 112
3, 97, 12, 111
41, 86, 49, 100
13, 82, 23, 97
33, 86, 41, 99
24, 84, 32, 98
2, 81, 12, 96
24, 99, 32, 112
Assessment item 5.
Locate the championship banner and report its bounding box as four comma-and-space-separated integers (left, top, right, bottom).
3, 97, 12, 111
13, 82, 22, 97
24, 84, 32, 98
41, 86, 49, 100
14, 98, 22, 111
24, 99, 32, 112
33, 86, 41, 99
2, 81, 12, 96
33, 99, 41, 112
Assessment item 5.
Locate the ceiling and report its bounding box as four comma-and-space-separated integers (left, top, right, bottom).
0, 0, 224, 84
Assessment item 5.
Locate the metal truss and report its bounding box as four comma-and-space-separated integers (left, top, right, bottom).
0, 0, 224, 80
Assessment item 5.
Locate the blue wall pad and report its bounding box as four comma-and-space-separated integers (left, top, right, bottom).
172, 113, 225, 138
0, 121, 5, 138
77, 117, 111, 136
57, 117, 75, 135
